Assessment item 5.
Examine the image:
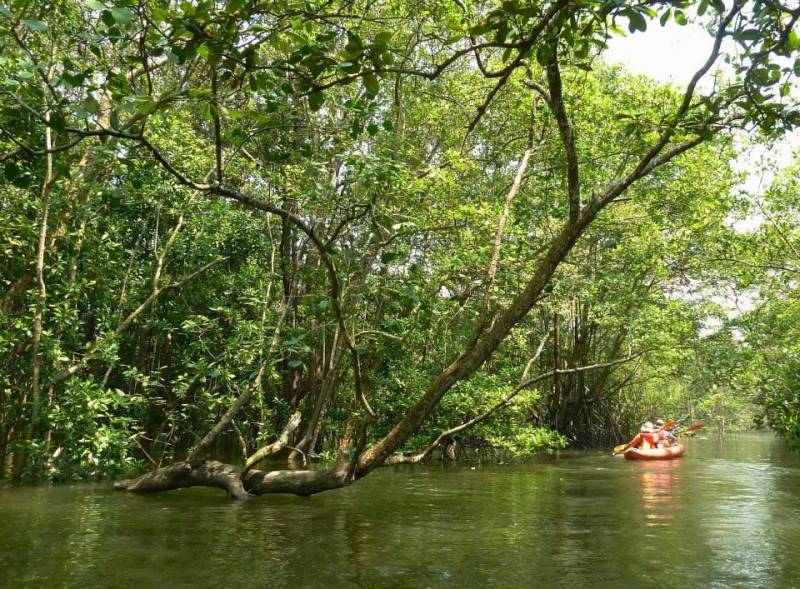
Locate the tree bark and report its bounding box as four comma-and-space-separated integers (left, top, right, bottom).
113, 459, 359, 499
28, 109, 55, 445
114, 460, 248, 499
242, 411, 302, 474
243, 464, 350, 496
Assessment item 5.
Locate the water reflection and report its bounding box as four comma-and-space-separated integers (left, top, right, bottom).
634, 461, 680, 532
0, 434, 797, 589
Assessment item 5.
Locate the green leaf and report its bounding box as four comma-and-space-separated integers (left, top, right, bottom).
83, 94, 100, 115
627, 11, 647, 33
308, 90, 324, 111
535, 45, 553, 66
674, 11, 687, 26
0, 5, 13, 18
374, 31, 393, 47
710, 0, 725, 12
226, 0, 244, 13
787, 31, 800, 52
511, 5, 540, 17
752, 68, 770, 86
4, 160, 19, 181
186, 88, 211, 99
738, 29, 761, 42
344, 33, 363, 59
151, 6, 167, 21
100, 9, 115, 26
49, 112, 66, 133
363, 73, 379, 96
110, 6, 134, 24
86, 0, 106, 9
340, 61, 360, 74
22, 19, 47, 32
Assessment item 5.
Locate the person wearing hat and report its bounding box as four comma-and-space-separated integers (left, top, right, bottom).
624, 421, 657, 451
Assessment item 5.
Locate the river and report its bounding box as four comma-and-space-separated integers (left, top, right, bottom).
0, 432, 798, 588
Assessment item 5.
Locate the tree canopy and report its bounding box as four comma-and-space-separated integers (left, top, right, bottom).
1, 0, 800, 494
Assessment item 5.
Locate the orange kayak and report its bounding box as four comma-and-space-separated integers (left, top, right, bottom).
624, 444, 685, 461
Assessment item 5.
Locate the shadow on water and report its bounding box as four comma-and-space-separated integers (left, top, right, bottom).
0, 432, 798, 588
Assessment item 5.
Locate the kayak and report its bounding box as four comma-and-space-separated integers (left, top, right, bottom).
624, 444, 685, 461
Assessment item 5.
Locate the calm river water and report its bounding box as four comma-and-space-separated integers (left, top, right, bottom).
1, 432, 798, 588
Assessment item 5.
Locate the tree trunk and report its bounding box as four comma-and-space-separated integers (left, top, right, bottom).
28, 112, 55, 452
114, 460, 248, 499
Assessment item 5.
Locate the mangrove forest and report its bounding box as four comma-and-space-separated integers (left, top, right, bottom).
1, 0, 800, 500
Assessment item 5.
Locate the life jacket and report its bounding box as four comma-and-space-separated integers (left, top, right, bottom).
640, 432, 658, 449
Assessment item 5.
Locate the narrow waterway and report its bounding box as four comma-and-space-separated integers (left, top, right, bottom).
1, 432, 798, 588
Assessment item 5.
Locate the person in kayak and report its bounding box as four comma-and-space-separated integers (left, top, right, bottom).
625, 421, 658, 450
654, 418, 676, 448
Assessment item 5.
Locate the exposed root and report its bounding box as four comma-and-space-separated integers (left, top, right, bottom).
113, 460, 248, 499
113, 460, 359, 499
383, 452, 427, 465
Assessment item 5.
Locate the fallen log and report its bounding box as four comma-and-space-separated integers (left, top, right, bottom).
113, 460, 248, 499
242, 464, 350, 497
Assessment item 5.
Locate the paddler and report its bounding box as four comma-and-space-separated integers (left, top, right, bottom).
625, 421, 658, 450
654, 418, 676, 448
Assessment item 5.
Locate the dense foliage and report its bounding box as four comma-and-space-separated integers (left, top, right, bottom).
1, 0, 799, 488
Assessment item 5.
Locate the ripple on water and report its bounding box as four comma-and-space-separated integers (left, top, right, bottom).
0, 434, 798, 588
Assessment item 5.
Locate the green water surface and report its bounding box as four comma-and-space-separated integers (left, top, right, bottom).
1, 432, 798, 588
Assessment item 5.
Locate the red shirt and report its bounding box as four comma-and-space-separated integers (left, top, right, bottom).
628, 432, 658, 449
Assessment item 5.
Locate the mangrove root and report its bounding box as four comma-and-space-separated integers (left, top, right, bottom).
113, 460, 249, 499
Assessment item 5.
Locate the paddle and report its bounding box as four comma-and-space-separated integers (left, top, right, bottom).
612, 443, 630, 455
681, 423, 704, 435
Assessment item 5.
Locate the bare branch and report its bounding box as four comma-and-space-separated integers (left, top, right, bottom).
471, 146, 533, 341
546, 56, 580, 223
211, 67, 223, 184
29, 104, 55, 440
242, 411, 303, 474
627, 3, 741, 183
